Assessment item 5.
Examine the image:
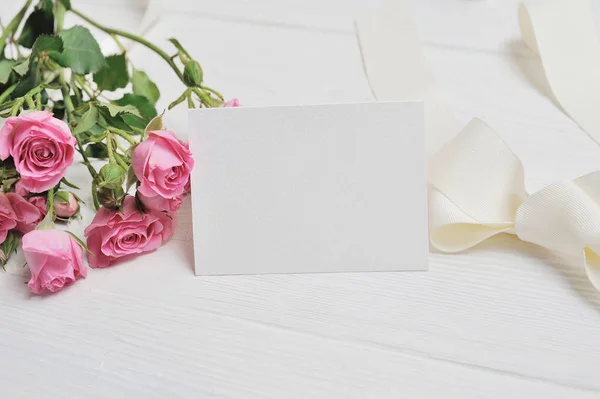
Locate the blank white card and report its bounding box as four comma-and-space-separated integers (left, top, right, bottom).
189, 102, 428, 275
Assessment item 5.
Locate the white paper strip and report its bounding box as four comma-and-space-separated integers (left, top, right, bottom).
519, 0, 600, 144
355, 2, 462, 158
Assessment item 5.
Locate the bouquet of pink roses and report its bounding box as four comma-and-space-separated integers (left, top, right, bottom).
0, 0, 237, 294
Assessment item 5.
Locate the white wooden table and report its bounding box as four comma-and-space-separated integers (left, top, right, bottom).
2, 0, 600, 397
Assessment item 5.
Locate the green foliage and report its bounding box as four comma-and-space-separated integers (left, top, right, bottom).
84, 142, 108, 159
114, 94, 157, 119
31, 35, 63, 59
60, 0, 72, 10
99, 163, 126, 190
74, 104, 98, 135
99, 103, 141, 118
54, 190, 71, 204
132, 69, 160, 105
52, 26, 107, 75
17, 9, 54, 48
39, 0, 54, 15
12, 66, 40, 98
0, 231, 19, 267
0, 60, 16, 85
183, 61, 203, 87
12, 60, 29, 76
145, 113, 163, 134
93, 53, 129, 91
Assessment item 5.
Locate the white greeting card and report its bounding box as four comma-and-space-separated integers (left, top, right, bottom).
189, 102, 428, 275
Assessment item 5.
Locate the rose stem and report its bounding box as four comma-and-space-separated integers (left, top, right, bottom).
69, 8, 186, 83
0, 0, 33, 56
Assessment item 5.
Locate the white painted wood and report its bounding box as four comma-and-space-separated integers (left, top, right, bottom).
1, 0, 600, 397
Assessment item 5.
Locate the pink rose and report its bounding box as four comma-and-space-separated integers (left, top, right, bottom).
23, 229, 87, 295
0, 194, 18, 243
6, 193, 42, 233
224, 98, 240, 107
137, 191, 183, 213
84, 196, 175, 268
132, 130, 194, 201
26, 196, 47, 231
55, 192, 79, 218
14, 180, 29, 196
0, 111, 76, 193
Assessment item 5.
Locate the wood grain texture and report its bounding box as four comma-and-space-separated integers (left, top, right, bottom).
2, 0, 600, 397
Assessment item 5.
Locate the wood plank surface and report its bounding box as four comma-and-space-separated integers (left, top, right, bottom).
1, 0, 600, 397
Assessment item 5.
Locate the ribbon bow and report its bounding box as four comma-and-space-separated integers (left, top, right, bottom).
429, 119, 600, 290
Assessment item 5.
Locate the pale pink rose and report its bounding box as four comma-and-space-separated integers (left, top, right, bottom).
55, 192, 79, 218
84, 195, 175, 268
224, 98, 240, 107
0, 193, 18, 243
137, 191, 183, 213
132, 130, 194, 201
14, 180, 29, 196
23, 229, 87, 295
28, 196, 47, 216
0, 111, 76, 193
6, 193, 42, 233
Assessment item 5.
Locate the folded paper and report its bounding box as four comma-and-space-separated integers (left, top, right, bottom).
189, 102, 428, 275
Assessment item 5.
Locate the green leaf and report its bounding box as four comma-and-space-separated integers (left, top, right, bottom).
144, 112, 164, 135
93, 53, 129, 91
65, 231, 92, 255
97, 109, 131, 132
52, 26, 107, 75
39, 0, 53, 14
12, 60, 29, 76
17, 9, 54, 49
0, 60, 16, 85
84, 130, 106, 143
31, 35, 63, 58
74, 104, 98, 135
120, 114, 147, 132
60, 177, 80, 190
54, 190, 71, 204
0, 231, 20, 267
114, 94, 157, 119
84, 142, 108, 159
125, 166, 138, 193
99, 103, 141, 118
60, 0, 71, 10
132, 69, 160, 105
12, 67, 40, 98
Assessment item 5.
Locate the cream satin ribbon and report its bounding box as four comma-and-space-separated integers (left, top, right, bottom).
519, 0, 600, 145
355, 0, 600, 290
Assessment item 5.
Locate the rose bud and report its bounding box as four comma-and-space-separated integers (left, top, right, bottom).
99, 163, 126, 190
224, 98, 240, 107
54, 191, 79, 218
183, 60, 203, 87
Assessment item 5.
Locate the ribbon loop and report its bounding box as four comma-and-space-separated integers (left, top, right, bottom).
515, 173, 600, 289
429, 119, 528, 252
